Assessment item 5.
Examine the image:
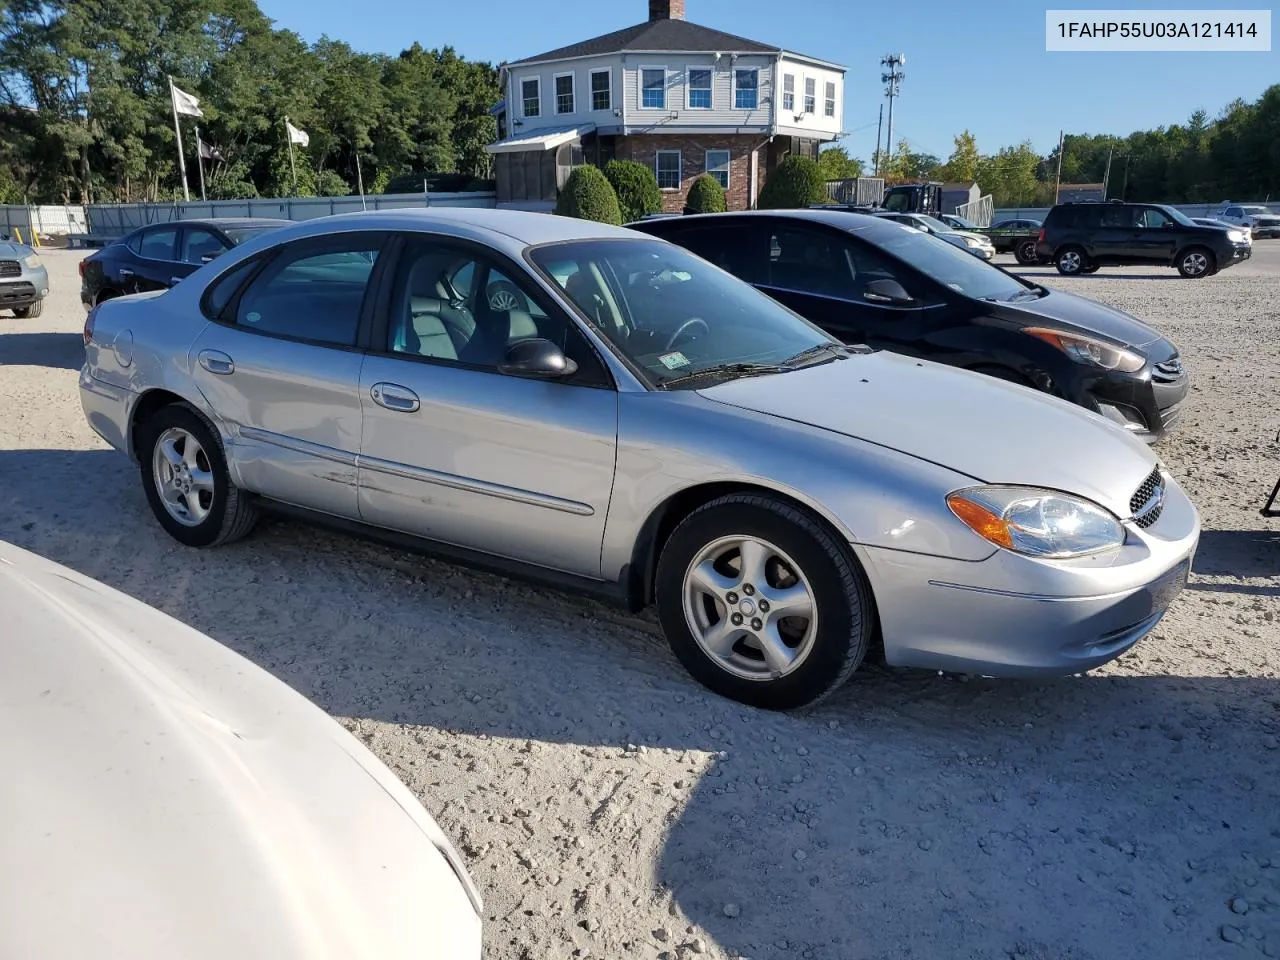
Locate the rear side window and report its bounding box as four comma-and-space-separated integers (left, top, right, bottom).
138, 227, 178, 260
660, 223, 767, 283
125, 232, 144, 254
203, 258, 262, 319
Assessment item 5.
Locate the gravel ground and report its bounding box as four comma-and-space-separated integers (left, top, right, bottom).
2, 243, 1279, 960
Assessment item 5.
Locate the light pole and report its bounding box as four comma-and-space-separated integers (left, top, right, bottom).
879, 54, 906, 170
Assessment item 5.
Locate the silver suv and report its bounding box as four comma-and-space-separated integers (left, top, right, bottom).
0, 236, 50, 317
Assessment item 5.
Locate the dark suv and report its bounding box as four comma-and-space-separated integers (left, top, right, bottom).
1036, 201, 1252, 278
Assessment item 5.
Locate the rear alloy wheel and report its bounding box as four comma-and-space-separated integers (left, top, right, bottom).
1177, 247, 1215, 279
655, 494, 874, 710
13, 300, 43, 318
1014, 239, 1039, 265
1056, 246, 1087, 275
138, 404, 258, 547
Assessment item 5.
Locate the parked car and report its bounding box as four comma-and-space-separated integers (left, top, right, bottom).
1214, 203, 1280, 238
0, 235, 50, 317
632, 209, 1189, 442
0, 537, 483, 959
872, 211, 996, 260
81, 208, 1198, 709
938, 214, 980, 231
1035, 201, 1252, 278
982, 218, 1044, 264
79, 217, 290, 308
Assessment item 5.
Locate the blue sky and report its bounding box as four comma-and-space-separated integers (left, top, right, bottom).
257, 0, 1276, 162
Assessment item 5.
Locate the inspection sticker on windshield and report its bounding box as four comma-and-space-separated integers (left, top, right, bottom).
658, 351, 690, 370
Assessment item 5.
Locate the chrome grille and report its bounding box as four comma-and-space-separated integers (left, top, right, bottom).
1129, 467, 1165, 529
1151, 357, 1184, 383
0, 260, 19, 279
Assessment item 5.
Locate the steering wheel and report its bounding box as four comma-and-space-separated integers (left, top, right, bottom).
665, 317, 709, 352
486, 280, 528, 313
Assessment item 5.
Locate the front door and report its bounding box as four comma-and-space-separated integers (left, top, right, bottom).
356, 236, 618, 578
1127, 206, 1180, 263
188, 233, 387, 518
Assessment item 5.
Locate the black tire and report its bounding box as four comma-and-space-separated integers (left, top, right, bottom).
13, 299, 43, 318
1014, 239, 1039, 265
137, 403, 258, 547
1080, 264, 1100, 274
655, 493, 874, 710
1176, 246, 1216, 279
1055, 245, 1087, 275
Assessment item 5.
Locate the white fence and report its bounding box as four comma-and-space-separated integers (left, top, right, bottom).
86, 192, 496, 238
956, 195, 994, 227
0, 204, 89, 239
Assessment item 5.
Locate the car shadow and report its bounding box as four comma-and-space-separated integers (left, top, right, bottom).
1192, 528, 1279, 580
2, 448, 1278, 960
0, 332, 85, 370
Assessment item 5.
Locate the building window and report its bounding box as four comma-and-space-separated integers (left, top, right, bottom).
734, 68, 758, 109
705, 150, 730, 190
521, 77, 540, 118
824, 81, 836, 118
688, 67, 712, 109
554, 73, 575, 114
590, 69, 611, 111
642, 68, 666, 109
656, 150, 681, 190
804, 77, 816, 114
782, 73, 795, 112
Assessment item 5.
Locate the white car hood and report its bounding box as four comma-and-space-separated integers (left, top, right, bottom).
698, 351, 1158, 517
0, 542, 481, 960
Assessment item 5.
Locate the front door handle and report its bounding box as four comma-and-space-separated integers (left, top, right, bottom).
370, 382, 420, 413
198, 349, 235, 375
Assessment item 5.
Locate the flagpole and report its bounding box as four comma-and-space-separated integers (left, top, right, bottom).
284, 116, 298, 196
356, 151, 366, 210
195, 125, 207, 202
169, 76, 191, 203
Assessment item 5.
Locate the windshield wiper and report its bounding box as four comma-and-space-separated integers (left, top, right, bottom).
660, 361, 787, 389
780, 342, 851, 367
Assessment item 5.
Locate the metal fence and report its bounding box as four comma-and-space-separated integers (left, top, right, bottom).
993, 201, 1280, 223
0, 204, 89, 239
956, 195, 994, 227
84, 191, 497, 238
825, 177, 885, 206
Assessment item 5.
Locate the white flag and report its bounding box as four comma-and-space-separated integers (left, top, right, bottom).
170, 81, 203, 118
286, 121, 310, 147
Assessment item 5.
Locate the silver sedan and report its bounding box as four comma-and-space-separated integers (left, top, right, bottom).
80, 208, 1199, 710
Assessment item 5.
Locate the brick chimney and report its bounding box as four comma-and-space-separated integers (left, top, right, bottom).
649, 0, 685, 20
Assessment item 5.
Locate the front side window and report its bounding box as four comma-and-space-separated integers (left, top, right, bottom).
234, 242, 380, 346
734, 69, 758, 109
555, 74, 574, 114
803, 77, 816, 113
782, 73, 795, 112
871, 225, 1034, 302
138, 227, 179, 261
529, 238, 833, 389
181, 228, 227, 264
705, 150, 730, 190
642, 68, 666, 109
1139, 207, 1172, 229
824, 81, 836, 117
656, 150, 681, 190
521, 78, 540, 117
688, 68, 712, 109
590, 69, 611, 111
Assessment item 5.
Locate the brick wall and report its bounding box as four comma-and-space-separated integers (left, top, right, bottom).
616, 134, 765, 213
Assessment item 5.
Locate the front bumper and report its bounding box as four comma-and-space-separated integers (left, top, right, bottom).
0, 265, 48, 309
1219, 241, 1252, 268
855, 471, 1199, 676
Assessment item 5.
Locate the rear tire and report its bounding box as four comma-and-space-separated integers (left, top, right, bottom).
1177, 246, 1215, 279
655, 493, 874, 710
13, 299, 42, 318
1014, 239, 1039, 265
1055, 246, 1087, 275
137, 403, 258, 548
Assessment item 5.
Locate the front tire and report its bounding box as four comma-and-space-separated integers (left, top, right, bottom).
1177, 246, 1215, 278
138, 403, 258, 547
13, 299, 43, 318
1055, 246, 1087, 275
655, 494, 874, 710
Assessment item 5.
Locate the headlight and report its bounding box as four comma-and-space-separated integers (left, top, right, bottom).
1228, 230, 1249, 243
961, 236, 981, 247
946, 486, 1125, 558
22, 252, 40, 268
1022, 327, 1146, 373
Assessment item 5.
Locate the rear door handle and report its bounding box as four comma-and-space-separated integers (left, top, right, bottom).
370, 382, 420, 413
198, 349, 235, 375
169, 275, 185, 285
118, 267, 135, 278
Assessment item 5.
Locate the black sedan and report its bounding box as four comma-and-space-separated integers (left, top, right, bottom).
630, 209, 1189, 442
79, 218, 289, 308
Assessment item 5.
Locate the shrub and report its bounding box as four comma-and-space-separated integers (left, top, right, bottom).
757, 154, 826, 209
684, 174, 727, 214
554, 165, 623, 225
604, 159, 661, 223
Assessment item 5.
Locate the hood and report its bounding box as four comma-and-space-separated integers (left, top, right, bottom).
997, 287, 1167, 352
697, 352, 1158, 517
0, 240, 34, 258
0, 542, 481, 960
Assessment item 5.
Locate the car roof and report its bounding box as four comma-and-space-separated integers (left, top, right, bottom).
128, 217, 291, 234
640, 208, 912, 241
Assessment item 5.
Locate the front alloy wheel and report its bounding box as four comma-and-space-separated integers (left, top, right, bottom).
1177, 248, 1214, 278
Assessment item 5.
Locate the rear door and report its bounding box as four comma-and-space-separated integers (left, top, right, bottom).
176, 226, 233, 279
129, 226, 184, 292
187, 232, 387, 517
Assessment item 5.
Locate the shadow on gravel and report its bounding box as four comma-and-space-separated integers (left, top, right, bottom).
0, 331, 85, 370
4, 448, 1279, 960
1192, 528, 1280, 580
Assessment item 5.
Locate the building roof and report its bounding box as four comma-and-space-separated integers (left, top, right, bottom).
506, 18, 839, 69
485, 123, 598, 154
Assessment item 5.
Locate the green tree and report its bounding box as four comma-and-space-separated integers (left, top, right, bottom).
684, 174, 726, 213
937, 130, 980, 182
757, 154, 825, 208
879, 139, 940, 181
554, 165, 622, 225
816, 145, 863, 182
603, 159, 661, 222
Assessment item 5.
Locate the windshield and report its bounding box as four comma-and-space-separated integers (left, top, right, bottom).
950, 216, 978, 230
1241, 206, 1269, 215
223, 225, 284, 245
915, 214, 955, 233
528, 238, 837, 388
873, 226, 1033, 301
1155, 205, 1196, 227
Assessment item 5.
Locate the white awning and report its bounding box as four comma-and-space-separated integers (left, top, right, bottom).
485, 123, 596, 155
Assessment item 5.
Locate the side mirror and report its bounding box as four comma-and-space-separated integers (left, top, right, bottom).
498, 338, 578, 379
863, 278, 914, 307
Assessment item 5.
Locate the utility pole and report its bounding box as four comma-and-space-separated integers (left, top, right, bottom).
1053, 129, 1065, 204
1101, 145, 1114, 199
873, 103, 883, 176
879, 54, 906, 170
